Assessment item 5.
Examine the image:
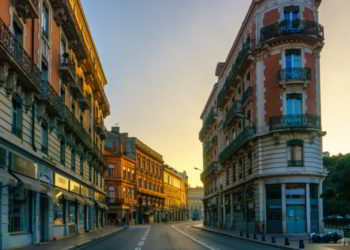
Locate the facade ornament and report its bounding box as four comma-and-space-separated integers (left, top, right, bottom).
24, 91, 35, 112
48, 116, 57, 133
6, 71, 18, 96
0, 62, 10, 86
54, 8, 67, 26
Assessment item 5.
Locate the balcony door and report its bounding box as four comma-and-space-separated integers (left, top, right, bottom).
285, 93, 303, 127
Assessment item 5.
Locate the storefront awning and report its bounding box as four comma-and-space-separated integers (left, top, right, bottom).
14, 173, 46, 193
53, 188, 75, 201
83, 197, 94, 206
0, 168, 17, 186
40, 182, 53, 198
72, 193, 86, 204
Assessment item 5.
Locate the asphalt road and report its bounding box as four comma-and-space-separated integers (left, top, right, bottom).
80, 221, 282, 250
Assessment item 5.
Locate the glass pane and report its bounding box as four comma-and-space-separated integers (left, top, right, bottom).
8, 188, 30, 232
295, 146, 303, 161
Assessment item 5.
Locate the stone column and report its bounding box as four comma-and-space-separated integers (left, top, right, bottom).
318, 181, 324, 233
0, 185, 9, 249
281, 184, 287, 234
306, 183, 311, 233
48, 197, 53, 241
32, 192, 40, 244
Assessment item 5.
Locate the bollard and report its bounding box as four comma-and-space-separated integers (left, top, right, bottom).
246, 232, 249, 238
285, 238, 290, 246
240, 231, 243, 237
253, 233, 257, 240
271, 236, 276, 243
261, 235, 266, 241
299, 239, 304, 249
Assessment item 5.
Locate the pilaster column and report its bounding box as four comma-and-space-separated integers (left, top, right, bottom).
0, 186, 9, 249
306, 183, 311, 233
258, 180, 265, 233
48, 197, 53, 241
76, 203, 80, 233
281, 184, 287, 234
318, 181, 324, 233
32, 192, 40, 244
64, 200, 69, 235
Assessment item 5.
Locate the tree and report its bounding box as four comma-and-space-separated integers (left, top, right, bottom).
322, 153, 350, 216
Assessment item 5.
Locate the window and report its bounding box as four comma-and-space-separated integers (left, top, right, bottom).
248, 153, 253, 175
60, 140, 65, 165
53, 195, 64, 225
226, 168, 229, 185
13, 18, 23, 45
108, 186, 116, 203
42, 61, 48, 81
68, 200, 76, 224
8, 187, 30, 232
108, 164, 115, 177
89, 164, 92, 182
80, 156, 84, 177
12, 97, 22, 137
287, 140, 304, 167
60, 86, 65, 104
41, 123, 49, 153
285, 49, 301, 69
71, 150, 76, 172
286, 93, 302, 115
123, 167, 126, 179
232, 164, 236, 183
284, 6, 300, 22
42, 3, 49, 39
72, 100, 76, 116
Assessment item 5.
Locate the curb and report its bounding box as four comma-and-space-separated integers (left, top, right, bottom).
71, 227, 125, 249
191, 225, 299, 250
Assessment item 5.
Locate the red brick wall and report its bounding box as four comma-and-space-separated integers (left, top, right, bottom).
0, 0, 10, 25
25, 20, 33, 59
304, 7, 314, 21
264, 53, 282, 124
51, 22, 60, 94
305, 52, 317, 114
264, 9, 280, 26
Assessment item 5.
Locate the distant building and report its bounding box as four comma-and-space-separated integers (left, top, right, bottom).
188, 187, 204, 220
105, 127, 165, 224
199, 0, 325, 234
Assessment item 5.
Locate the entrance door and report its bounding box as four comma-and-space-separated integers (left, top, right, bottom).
40, 196, 46, 242
287, 205, 306, 234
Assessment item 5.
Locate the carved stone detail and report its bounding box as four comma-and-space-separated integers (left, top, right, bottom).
6, 71, 18, 96
0, 62, 10, 86
54, 8, 67, 26
24, 91, 35, 112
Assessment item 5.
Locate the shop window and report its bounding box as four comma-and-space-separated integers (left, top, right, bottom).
60, 140, 65, 165
8, 187, 31, 233
68, 200, 76, 224
287, 140, 304, 167
12, 97, 22, 138
53, 194, 64, 225
266, 184, 282, 233
41, 122, 49, 154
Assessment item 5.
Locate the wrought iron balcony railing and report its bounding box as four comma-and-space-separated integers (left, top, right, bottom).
13, 0, 39, 19
218, 39, 256, 108
71, 77, 84, 98
200, 161, 218, 181
242, 86, 253, 105
199, 107, 217, 141
219, 126, 256, 164
278, 67, 311, 84
0, 17, 41, 92
269, 115, 321, 131
260, 19, 324, 43
223, 101, 243, 129
60, 54, 76, 83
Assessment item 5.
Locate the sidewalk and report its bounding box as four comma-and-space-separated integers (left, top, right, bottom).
192, 224, 315, 249
21, 226, 124, 250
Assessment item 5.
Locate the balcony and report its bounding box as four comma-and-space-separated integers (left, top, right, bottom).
218, 40, 256, 108
79, 93, 91, 111
200, 161, 218, 181
13, 0, 39, 19
138, 187, 165, 199
278, 68, 311, 85
203, 135, 218, 154
223, 101, 243, 129
199, 108, 217, 141
242, 86, 253, 105
70, 76, 84, 99
0, 17, 41, 93
260, 20, 324, 43
60, 54, 76, 83
219, 126, 256, 164
269, 115, 321, 131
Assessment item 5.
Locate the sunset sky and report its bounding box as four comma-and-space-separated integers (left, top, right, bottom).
82, 0, 350, 187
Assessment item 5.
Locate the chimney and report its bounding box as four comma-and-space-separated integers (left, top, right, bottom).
111, 126, 120, 134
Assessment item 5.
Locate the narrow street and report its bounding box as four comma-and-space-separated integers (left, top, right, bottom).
80, 221, 281, 250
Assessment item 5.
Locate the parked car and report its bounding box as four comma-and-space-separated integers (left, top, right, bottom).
310, 232, 343, 243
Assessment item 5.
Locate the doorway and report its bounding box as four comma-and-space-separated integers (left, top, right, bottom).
40, 196, 48, 242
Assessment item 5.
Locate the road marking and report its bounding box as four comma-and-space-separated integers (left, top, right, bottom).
135, 248, 142, 250
171, 225, 216, 250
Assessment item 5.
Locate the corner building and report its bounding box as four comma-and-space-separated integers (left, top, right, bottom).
0, 0, 109, 248
200, 0, 325, 235
105, 127, 165, 224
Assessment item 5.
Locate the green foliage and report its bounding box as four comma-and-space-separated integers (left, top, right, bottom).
322, 154, 350, 216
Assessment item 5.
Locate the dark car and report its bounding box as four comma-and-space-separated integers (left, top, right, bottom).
311, 232, 343, 243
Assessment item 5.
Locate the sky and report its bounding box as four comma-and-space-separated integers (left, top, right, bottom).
82, 0, 350, 187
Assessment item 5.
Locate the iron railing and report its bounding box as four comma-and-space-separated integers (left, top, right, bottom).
261, 19, 324, 43
200, 161, 218, 181
60, 54, 76, 81
219, 126, 256, 164
0, 17, 41, 91
199, 107, 217, 140
269, 115, 321, 131
278, 67, 311, 83
223, 101, 243, 129
218, 39, 256, 108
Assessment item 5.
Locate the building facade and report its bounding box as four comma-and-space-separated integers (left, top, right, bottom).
200, 0, 325, 235
0, 0, 109, 248
105, 127, 165, 224
105, 148, 137, 225
188, 186, 204, 220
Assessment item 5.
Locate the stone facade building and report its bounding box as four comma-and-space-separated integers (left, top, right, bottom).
105, 127, 165, 224
188, 186, 204, 220
200, 0, 325, 234
0, 0, 110, 248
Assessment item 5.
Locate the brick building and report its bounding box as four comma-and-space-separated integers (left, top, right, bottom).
105, 127, 165, 224
200, 0, 325, 234
0, 0, 109, 248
